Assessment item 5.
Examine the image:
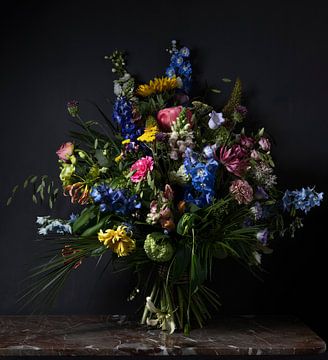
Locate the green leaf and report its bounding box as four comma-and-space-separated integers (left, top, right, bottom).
94, 138, 98, 149
81, 215, 110, 237
30, 176, 38, 184
210, 88, 221, 93
222, 78, 232, 83
72, 206, 97, 234
32, 194, 37, 204
12, 185, 19, 194
172, 247, 191, 282
95, 149, 110, 167
6, 197, 12, 206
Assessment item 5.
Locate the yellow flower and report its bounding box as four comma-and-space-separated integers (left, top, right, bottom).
115, 153, 123, 163
136, 77, 178, 97
98, 225, 136, 257
137, 125, 159, 143
122, 139, 131, 145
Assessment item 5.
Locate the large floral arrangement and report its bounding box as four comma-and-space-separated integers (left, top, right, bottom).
13, 41, 323, 335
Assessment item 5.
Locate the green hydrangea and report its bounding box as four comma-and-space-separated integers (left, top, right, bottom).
144, 233, 174, 263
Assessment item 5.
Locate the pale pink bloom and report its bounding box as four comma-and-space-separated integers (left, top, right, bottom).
157, 106, 192, 131
130, 156, 154, 183
56, 142, 74, 162
229, 179, 254, 205
258, 137, 271, 151
251, 149, 260, 160
220, 145, 249, 177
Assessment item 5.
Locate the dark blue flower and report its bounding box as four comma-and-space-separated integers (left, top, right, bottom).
179, 47, 190, 58
112, 97, 143, 141
91, 184, 141, 216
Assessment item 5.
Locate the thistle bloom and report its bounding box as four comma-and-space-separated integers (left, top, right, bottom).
67, 100, 79, 117
136, 77, 178, 97
98, 225, 136, 257
130, 156, 154, 183
208, 111, 225, 130
56, 142, 74, 162
229, 179, 253, 205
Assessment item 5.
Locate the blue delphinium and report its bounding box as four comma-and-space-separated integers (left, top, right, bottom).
112, 96, 142, 141
90, 184, 141, 216
183, 148, 219, 207
165, 40, 192, 93
282, 187, 324, 214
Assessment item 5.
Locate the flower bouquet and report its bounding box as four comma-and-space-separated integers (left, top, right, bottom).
12, 41, 323, 335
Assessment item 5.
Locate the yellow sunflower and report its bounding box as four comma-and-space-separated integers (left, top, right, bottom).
98, 225, 136, 257
136, 77, 178, 97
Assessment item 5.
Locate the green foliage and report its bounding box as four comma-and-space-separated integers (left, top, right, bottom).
6, 175, 59, 209
222, 77, 242, 119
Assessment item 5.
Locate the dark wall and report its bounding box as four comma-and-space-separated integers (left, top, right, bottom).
1, 0, 327, 342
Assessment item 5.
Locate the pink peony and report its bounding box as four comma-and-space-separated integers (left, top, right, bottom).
258, 137, 271, 151
130, 156, 154, 183
157, 106, 192, 131
229, 179, 254, 205
220, 145, 249, 177
56, 142, 74, 162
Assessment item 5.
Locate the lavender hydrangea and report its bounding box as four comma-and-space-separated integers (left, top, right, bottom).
282, 187, 324, 214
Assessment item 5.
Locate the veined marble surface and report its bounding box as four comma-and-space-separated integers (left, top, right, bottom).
0, 315, 326, 356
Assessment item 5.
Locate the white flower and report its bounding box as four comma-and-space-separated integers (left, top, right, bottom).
208, 111, 225, 130
253, 251, 262, 264
36, 216, 49, 225
113, 81, 122, 96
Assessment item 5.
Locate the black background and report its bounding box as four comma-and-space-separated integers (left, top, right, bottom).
1, 0, 328, 346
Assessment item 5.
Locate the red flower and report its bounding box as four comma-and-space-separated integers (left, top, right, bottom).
220, 145, 249, 177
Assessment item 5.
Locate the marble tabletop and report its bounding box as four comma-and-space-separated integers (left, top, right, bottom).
0, 315, 326, 356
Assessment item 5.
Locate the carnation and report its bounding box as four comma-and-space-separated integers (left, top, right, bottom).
229, 179, 254, 204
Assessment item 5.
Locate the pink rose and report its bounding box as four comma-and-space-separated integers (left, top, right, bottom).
130, 156, 154, 183
258, 137, 271, 151
229, 179, 254, 205
56, 142, 74, 162
157, 106, 192, 131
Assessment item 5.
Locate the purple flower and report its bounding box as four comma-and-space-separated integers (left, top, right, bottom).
254, 186, 269, 200
257, 228, 269, 245
208, 111, 225, 130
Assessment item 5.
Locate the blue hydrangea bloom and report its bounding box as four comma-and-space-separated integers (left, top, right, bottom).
282, 187, 323, 214
91, 184, 141, 216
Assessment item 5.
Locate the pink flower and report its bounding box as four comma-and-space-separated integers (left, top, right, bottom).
258, 137, 271, 151
163, 184, 174, 200
220, 145, 249, 177
56, 142, 74, 162
229, 179, 254, 205
130, 156, 154, 183
251, 149, 260, 160
157, 106, 192, 131
239, 135, 254, 149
